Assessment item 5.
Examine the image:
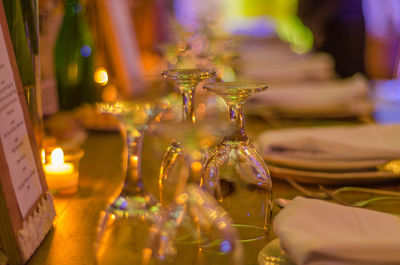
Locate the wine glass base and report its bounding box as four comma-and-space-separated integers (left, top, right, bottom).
107, 191, 162, 220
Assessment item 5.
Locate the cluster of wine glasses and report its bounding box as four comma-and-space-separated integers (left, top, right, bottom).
95, 69, 272, 265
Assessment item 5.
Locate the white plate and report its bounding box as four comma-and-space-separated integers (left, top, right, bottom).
268, 164, 400, 185
263, 152, 388, 172
257, 124, 400, 173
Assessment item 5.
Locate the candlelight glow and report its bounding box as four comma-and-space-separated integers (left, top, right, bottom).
51, 148, 65, 165
101, 84, 118, 102
44, 147, 78, 194
41, 149, 46, 164
94, 67, 109, 85
190, 161, 202, 172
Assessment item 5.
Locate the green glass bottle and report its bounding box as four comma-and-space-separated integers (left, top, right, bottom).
3, 0, 44, 150
54, 0, 98, 110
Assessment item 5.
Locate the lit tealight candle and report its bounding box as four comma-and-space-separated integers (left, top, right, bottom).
44, 148, 78, 194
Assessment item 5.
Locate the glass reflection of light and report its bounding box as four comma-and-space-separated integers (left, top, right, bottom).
220, 240, 232, 253
191, 161, 203, 172
80, 45, 91, 57
94, 67, 109, 85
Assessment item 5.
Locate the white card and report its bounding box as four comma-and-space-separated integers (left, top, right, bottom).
0, 24, 42, 218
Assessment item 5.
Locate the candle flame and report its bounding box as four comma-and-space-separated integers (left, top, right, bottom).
41, 149, 46, 164
51, 148, 64, 165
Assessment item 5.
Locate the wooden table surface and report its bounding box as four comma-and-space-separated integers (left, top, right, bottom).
27, 116, 400, 265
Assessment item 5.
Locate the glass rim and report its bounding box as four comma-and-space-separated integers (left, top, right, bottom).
203, 82, 268, 91
161, 69, 216, 80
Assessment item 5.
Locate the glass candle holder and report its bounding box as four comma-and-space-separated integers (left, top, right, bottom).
44, 148, 84, 195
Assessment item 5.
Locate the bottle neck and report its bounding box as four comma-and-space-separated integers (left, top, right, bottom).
65, 0, 85, 16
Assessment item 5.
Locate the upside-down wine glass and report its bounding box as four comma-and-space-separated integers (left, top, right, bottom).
159, 69, 215, 207
143, 184, 243, 265
95, 101, 167, 264
201, 82, 273, 263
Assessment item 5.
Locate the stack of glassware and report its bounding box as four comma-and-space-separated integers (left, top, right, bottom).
95, 69, 273, 265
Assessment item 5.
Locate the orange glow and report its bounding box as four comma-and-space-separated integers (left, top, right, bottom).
94, 67, 109, 85
190, 161, 202, 172
142, 248, 152, 264
176, 192, 189, 205
101, 84, 118, 102
200, 138, 212, 147
196, 103, 206, 116
192, 151, 202, 160
218, 221, 227, 229
41, 149, 46, 164
130, 155, 139, 167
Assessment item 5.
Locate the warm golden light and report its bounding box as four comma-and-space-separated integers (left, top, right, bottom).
51, 147, 65, 165
196, 103, 206, 116
142, 248, 152, 265
94, 67, 109, 85
218, 221, 227, 229
190, 161, 202, 172
176, 192, 189, 205
41, 149, 46, 164
130, 129, 141, 138
200, 139, 212, 147
44, 147, 80, 195
130, 155, 139, 167
101, 84, 118, 102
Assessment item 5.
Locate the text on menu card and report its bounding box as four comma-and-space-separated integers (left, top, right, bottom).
0, 23, 42, 218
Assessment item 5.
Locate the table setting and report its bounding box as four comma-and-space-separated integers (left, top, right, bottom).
255, 123, 400, 184
28, 60, 400, 265
3, 1, 399, 265
245, 74, 371, 119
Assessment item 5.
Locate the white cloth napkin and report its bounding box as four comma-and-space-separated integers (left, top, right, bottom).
238, 43, 335, 84
273, 196, 400, 265
246, 74, 370, 118
256, 123, 400, 171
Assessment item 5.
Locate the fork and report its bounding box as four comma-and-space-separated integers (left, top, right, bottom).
285, 177, 400, 207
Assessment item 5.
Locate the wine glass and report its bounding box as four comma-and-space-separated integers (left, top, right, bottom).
201, 82, 273, 262
143, 184, 243, 265
155, 119, 227, 208
159, 69, 215, 205
95, 100, 167, 264
161, 69, 215, 123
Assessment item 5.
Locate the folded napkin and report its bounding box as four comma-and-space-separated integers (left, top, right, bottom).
246, 74, 370, 118
238, 42, 335, 84
257, 123, 400, 171
274, 196, 400, 265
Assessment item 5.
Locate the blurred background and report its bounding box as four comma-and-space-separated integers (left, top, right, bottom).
36, 0, 369, 114
5, 0, 400, 150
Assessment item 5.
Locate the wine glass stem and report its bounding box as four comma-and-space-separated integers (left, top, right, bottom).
181, 86, 196, 123
123, 130, 144, 194
226, 103, 248, 142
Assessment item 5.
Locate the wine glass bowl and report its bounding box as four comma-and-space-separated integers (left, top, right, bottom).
155, 119, 227, 208
161, 69, 216, 83
201, 82, 273, 262
158, 68, 216, 208
144, 184, 243, 265
95, 100, 168, 264
203, 82, 267, 105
